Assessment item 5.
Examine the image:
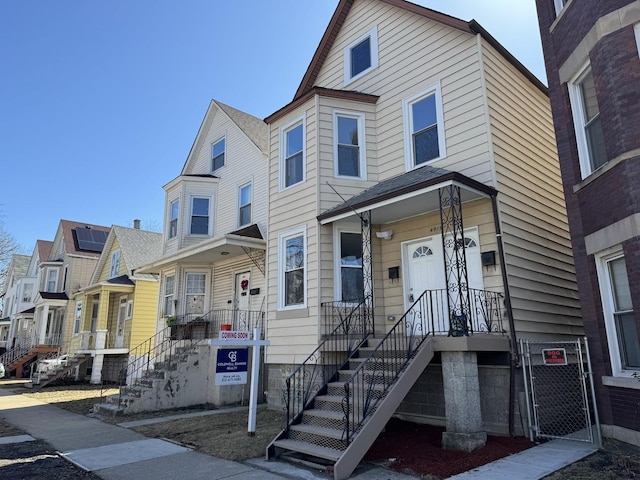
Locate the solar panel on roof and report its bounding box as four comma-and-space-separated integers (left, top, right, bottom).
75, 228, 108, 252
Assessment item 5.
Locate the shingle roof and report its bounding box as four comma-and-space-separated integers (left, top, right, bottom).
317, 165, 496, 221
110, 226, 162, 279
59, 220, 110, 257
229, 224, 263, 240
215, 100, 268, 153
40, 292, 68, 300
10, 255, 30, 277
36, 240, 53, 262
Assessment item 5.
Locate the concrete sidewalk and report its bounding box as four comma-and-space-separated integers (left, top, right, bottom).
0, 384, 598, 479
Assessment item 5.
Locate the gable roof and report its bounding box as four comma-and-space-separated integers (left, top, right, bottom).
9, 254, 30, 277
36, 240, 53, 263
294, 0, 546, 100
57, 220, 111, 258
91, 225, 163, 284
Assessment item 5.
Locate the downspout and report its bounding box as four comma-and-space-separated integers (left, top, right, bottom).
491, 193, 518, 436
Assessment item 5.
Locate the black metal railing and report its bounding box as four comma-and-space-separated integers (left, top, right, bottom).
169, 309, 265, 337
341, 288, 505, 444
282, 295, 373, 435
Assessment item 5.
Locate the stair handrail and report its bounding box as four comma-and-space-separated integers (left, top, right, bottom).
282, 294, 373, 436
0, 346, 31, 367
342, 289, 436, 444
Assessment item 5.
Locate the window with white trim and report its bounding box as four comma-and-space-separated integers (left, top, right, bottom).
596, 248, 639, 375
279, 228, 306, 308
164, 275, 175, 317
211, 137, 225, 171
239, 183, 252, 226
190, 197, 210, 235
281, 120, 305, 189
169, 200, 179, 239
568, 64, 607, 178
635, 24, 640, 59
74, 300, 82, 335
126, 300, 134, 319
343, 27, 378, 85
46, 268, 58, 292
334, 111, 366, 179
109, 250, 121, 279
185, 272, 206, 315
22, 283, 33, 303
403, 85, 446, 169
336, 231, 364, 303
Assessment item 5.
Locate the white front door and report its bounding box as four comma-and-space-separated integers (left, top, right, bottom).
234, 271, 251, 329
115, 297, 127, 348
403, 228, 484, 334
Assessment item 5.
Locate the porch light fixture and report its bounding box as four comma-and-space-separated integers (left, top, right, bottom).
376, 230, 393, 240
220, 251, 230, 255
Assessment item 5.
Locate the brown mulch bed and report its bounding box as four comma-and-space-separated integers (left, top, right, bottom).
365, 418, 533, 478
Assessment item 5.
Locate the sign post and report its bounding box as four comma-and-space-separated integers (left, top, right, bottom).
209, 328, 269, 436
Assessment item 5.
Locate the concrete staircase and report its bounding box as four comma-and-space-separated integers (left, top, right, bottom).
28, 353, 89, 388
93, 344, 202, 416
268, 337, 434, 480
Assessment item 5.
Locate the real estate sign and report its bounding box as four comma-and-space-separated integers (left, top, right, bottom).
215, 348, 248, 385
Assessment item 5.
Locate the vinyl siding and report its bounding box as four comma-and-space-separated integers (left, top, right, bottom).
481, 40, 582, 339
130, 280, 159, 348
97, 238, 122, 283
211, 256, 266, 313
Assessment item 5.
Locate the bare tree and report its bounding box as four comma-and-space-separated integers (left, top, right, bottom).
0, 219, 22, 312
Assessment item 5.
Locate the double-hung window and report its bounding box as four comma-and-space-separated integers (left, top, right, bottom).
281, 120, 304, 189
569, 65, 607, 178
190, 197, 210, 235
404, 85, 445, 169
211, 138, 225, 171
169, 200, 179, 239
239, 183, 252, 226
74, 301, 83, 335
338, 231, 364, 303
164, 275, 175, 317
109, 250, 120, 279
46, 268, 58, 292
597, 249, 639, 375
186, 273, 206, 315
334, 112, 366, 178
635, 24, 640, 59
280, 228, 305, 308
344, 27, 378, 85
553, 0, 568, 16
22, 283, 33, 303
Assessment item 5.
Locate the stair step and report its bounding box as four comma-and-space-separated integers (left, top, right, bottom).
301, 409, 345, 430
290, 423, 344, 440
273, 439, 342, 462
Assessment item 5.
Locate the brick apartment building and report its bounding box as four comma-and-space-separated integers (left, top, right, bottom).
535, 0, 640, 444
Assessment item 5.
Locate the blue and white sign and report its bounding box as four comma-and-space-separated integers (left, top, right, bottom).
215, 348, 248, 385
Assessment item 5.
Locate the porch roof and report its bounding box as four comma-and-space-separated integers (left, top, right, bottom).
39, 292, 69, 300
318, 166, 497, 225
137, 224, 265, 274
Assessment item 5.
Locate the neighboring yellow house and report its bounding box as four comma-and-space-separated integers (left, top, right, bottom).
76, 223, 162, 384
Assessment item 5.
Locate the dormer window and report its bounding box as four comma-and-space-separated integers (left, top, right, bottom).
344, 27, 378, 85
211, 138, 225, 171
109, 250, 121, 279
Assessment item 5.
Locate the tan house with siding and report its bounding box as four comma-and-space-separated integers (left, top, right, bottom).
264, 1, 581, 477
75, 223, 162, 385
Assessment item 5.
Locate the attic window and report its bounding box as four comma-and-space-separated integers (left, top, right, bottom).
344, 27, 378, 85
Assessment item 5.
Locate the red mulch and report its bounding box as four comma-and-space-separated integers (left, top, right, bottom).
365, 418, 533, 479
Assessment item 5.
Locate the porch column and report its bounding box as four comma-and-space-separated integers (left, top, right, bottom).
441, 351, 487, 452
38, 305, 50, 345
97, 291, 110, 331
90, 353, 104, 384
361, 210, 374, 334
439, 185, 472, 335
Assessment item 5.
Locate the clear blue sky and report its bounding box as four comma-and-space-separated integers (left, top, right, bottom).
0, 0, 545, 253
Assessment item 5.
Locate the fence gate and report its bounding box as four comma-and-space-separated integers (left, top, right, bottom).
520, 338, 600, 444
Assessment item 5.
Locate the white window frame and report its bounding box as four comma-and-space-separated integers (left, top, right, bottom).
568, 63, 606, 179
635, 24, 640, 59
109, 250, 121, 279
22, 283, 33, 303
46, 267, 58, 292
168, 199, 179, 239
74, 300, 83, 335
343, 26, 379, 85
553, 0, 567, 15
278, 226, 307, 310
403, 83, 446, 170
333, 110, 367, 179
163, 274, 175, 317
189, 195, 212, 236
184, 271, 208, 316
280, 117, 306, 190
238, 182, 252, 227
596, 246, 638, 377
211, 136, 226, 171
333, 227, 364, 304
